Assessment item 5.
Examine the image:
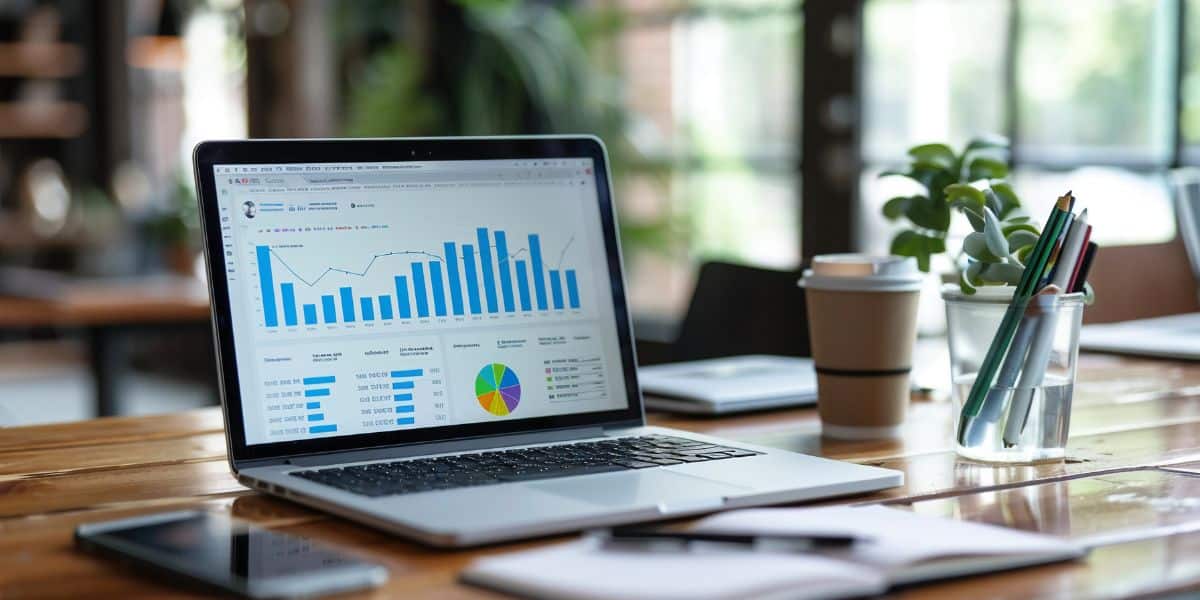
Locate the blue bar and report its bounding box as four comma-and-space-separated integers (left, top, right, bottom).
257, 246, 279, 326
394, 393, 413, 401
495, 231, 516, 312
395, 405, 415, 414
360, 297, 375, 321
304, 388, 330, 397
462, 244, 482, 314
565, 269, 580, 309
378, 295, 394, 320
305, 401, 321, 409
391, 369, 423, 378
429, 261, 447, 316
309, 424, 337, 434
321, 295, 337, 323
549, 269, 564, 309
339, 287, 356, 322
515, 260, 532, 312
302, 304, 318, 325
396, 417, 415, 425
303, 376, 335, 385
392, 381, 415, 390
444, 242, 465, 315
411, 263, 430, 318
307, 413, 325, 422
477, 228, 499, 313
280, 283, 298, 326
394, 276, 412, 318
529, 234, 548, 310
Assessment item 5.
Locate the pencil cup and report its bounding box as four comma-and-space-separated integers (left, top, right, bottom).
943, 286, 1085, 463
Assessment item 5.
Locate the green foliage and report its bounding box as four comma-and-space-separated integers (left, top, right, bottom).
342, 1, 674, 258
879, 136, 1043, 295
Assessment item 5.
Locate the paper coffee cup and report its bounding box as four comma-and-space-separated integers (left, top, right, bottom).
799, 255, 923, 440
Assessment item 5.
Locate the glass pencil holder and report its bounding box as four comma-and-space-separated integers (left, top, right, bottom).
943, 286, 1085, 464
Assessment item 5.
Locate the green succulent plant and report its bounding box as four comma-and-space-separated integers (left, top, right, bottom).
880, 136, 1043, 295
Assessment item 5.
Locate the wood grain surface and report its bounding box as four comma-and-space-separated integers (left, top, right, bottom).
3, 353, 1200, 598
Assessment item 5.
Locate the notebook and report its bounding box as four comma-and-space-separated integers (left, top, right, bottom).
1079, 313, 1200, 360
461, 505, 1086, 600
639, 355, 817, 415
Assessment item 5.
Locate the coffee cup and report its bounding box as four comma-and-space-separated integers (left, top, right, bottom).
799, 254, 923, 440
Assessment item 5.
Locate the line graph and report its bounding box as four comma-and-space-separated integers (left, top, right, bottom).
266, 237, 575, 289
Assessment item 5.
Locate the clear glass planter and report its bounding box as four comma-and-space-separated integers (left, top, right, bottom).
943, 285, 1085, 463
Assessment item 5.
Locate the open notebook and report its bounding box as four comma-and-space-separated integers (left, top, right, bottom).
461, 505, 1085, 600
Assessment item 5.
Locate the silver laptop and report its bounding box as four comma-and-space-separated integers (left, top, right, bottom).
193, 136, 901, 547
1079, 168, 1200, 359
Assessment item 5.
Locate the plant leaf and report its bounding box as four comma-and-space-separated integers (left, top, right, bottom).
1006, 229, 1040, 250
983, 189, 1003, 216
1002, 222, 1039, 237
983, 207, 1010, 257
907, 143, 957, 169
882, 196, 912, 221
963, 134, 1010, 154
1017, 244, 1035, 263
944, 183, 985, 208
903, 194, 950, 231
968, 157, 1008, 181
963, 232, 1004, 262
959, 205, 985, 232
989, 181, 1021, 218
890, 230, 945, 272
978, 262, 1024, 285
960, 261, 983, 295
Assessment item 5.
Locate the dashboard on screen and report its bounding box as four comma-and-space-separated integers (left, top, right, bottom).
212, 159, 629, 445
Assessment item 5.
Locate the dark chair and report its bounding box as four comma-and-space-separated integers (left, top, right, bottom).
635, 261, 810, 365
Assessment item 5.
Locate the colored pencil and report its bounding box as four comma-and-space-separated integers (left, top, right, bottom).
957, 192, 1074, 444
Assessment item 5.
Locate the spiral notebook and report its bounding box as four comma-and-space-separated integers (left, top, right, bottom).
461, 505, 1085, 600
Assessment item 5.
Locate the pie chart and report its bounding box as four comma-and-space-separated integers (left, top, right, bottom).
475, 363, 521, 416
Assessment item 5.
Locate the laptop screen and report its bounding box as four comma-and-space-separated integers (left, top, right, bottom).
211, 158, 630, 446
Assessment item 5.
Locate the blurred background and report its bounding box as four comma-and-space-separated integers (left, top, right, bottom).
0, 0, 1194, 425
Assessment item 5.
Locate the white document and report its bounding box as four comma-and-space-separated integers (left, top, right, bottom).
639, 355, 817, 415
695, 505, 1084, 583
461, 505, 1085, 600
462, 539, 883, 600
1079, 313, 1200, 360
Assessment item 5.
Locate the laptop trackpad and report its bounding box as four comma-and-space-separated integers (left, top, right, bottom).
529, 469, 749, 512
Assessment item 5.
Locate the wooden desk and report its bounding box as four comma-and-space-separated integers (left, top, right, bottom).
4, 353, 1200, 598
0, 276, 212, 416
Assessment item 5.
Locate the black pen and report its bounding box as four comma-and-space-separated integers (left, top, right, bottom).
600, 527, 865, 549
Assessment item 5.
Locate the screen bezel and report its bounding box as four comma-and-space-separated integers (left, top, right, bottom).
193, 137, 645, 465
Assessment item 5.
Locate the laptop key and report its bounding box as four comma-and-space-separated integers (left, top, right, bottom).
288, 435, 757, 498
496, 464, 626, 482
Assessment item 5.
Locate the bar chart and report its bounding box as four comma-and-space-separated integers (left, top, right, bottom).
254, 226, 583, 330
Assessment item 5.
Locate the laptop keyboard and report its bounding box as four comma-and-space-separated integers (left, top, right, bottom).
290, 435, 760, 498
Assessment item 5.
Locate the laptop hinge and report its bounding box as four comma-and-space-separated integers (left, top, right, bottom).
281, 426, 608, 468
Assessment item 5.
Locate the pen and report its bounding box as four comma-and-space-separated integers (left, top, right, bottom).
1003, 209, 1090, 447
600, 528, 863, 549
958, 192, 1073, 445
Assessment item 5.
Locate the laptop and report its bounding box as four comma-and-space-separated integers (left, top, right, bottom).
1079, 168, 1200, 359
193, 136, 901, 547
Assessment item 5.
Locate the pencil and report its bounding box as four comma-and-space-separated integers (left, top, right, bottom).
1002, 208, 1090, 447
957, 192, 1074, 444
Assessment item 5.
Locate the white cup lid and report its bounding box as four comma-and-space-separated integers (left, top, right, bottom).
799, 254, 924, 292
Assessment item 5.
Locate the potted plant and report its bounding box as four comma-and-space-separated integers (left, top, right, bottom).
879, 135, 1042, 293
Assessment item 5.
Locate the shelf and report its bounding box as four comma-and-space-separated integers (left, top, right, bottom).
0, 43, 84, 78
0, 102, 88, 139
